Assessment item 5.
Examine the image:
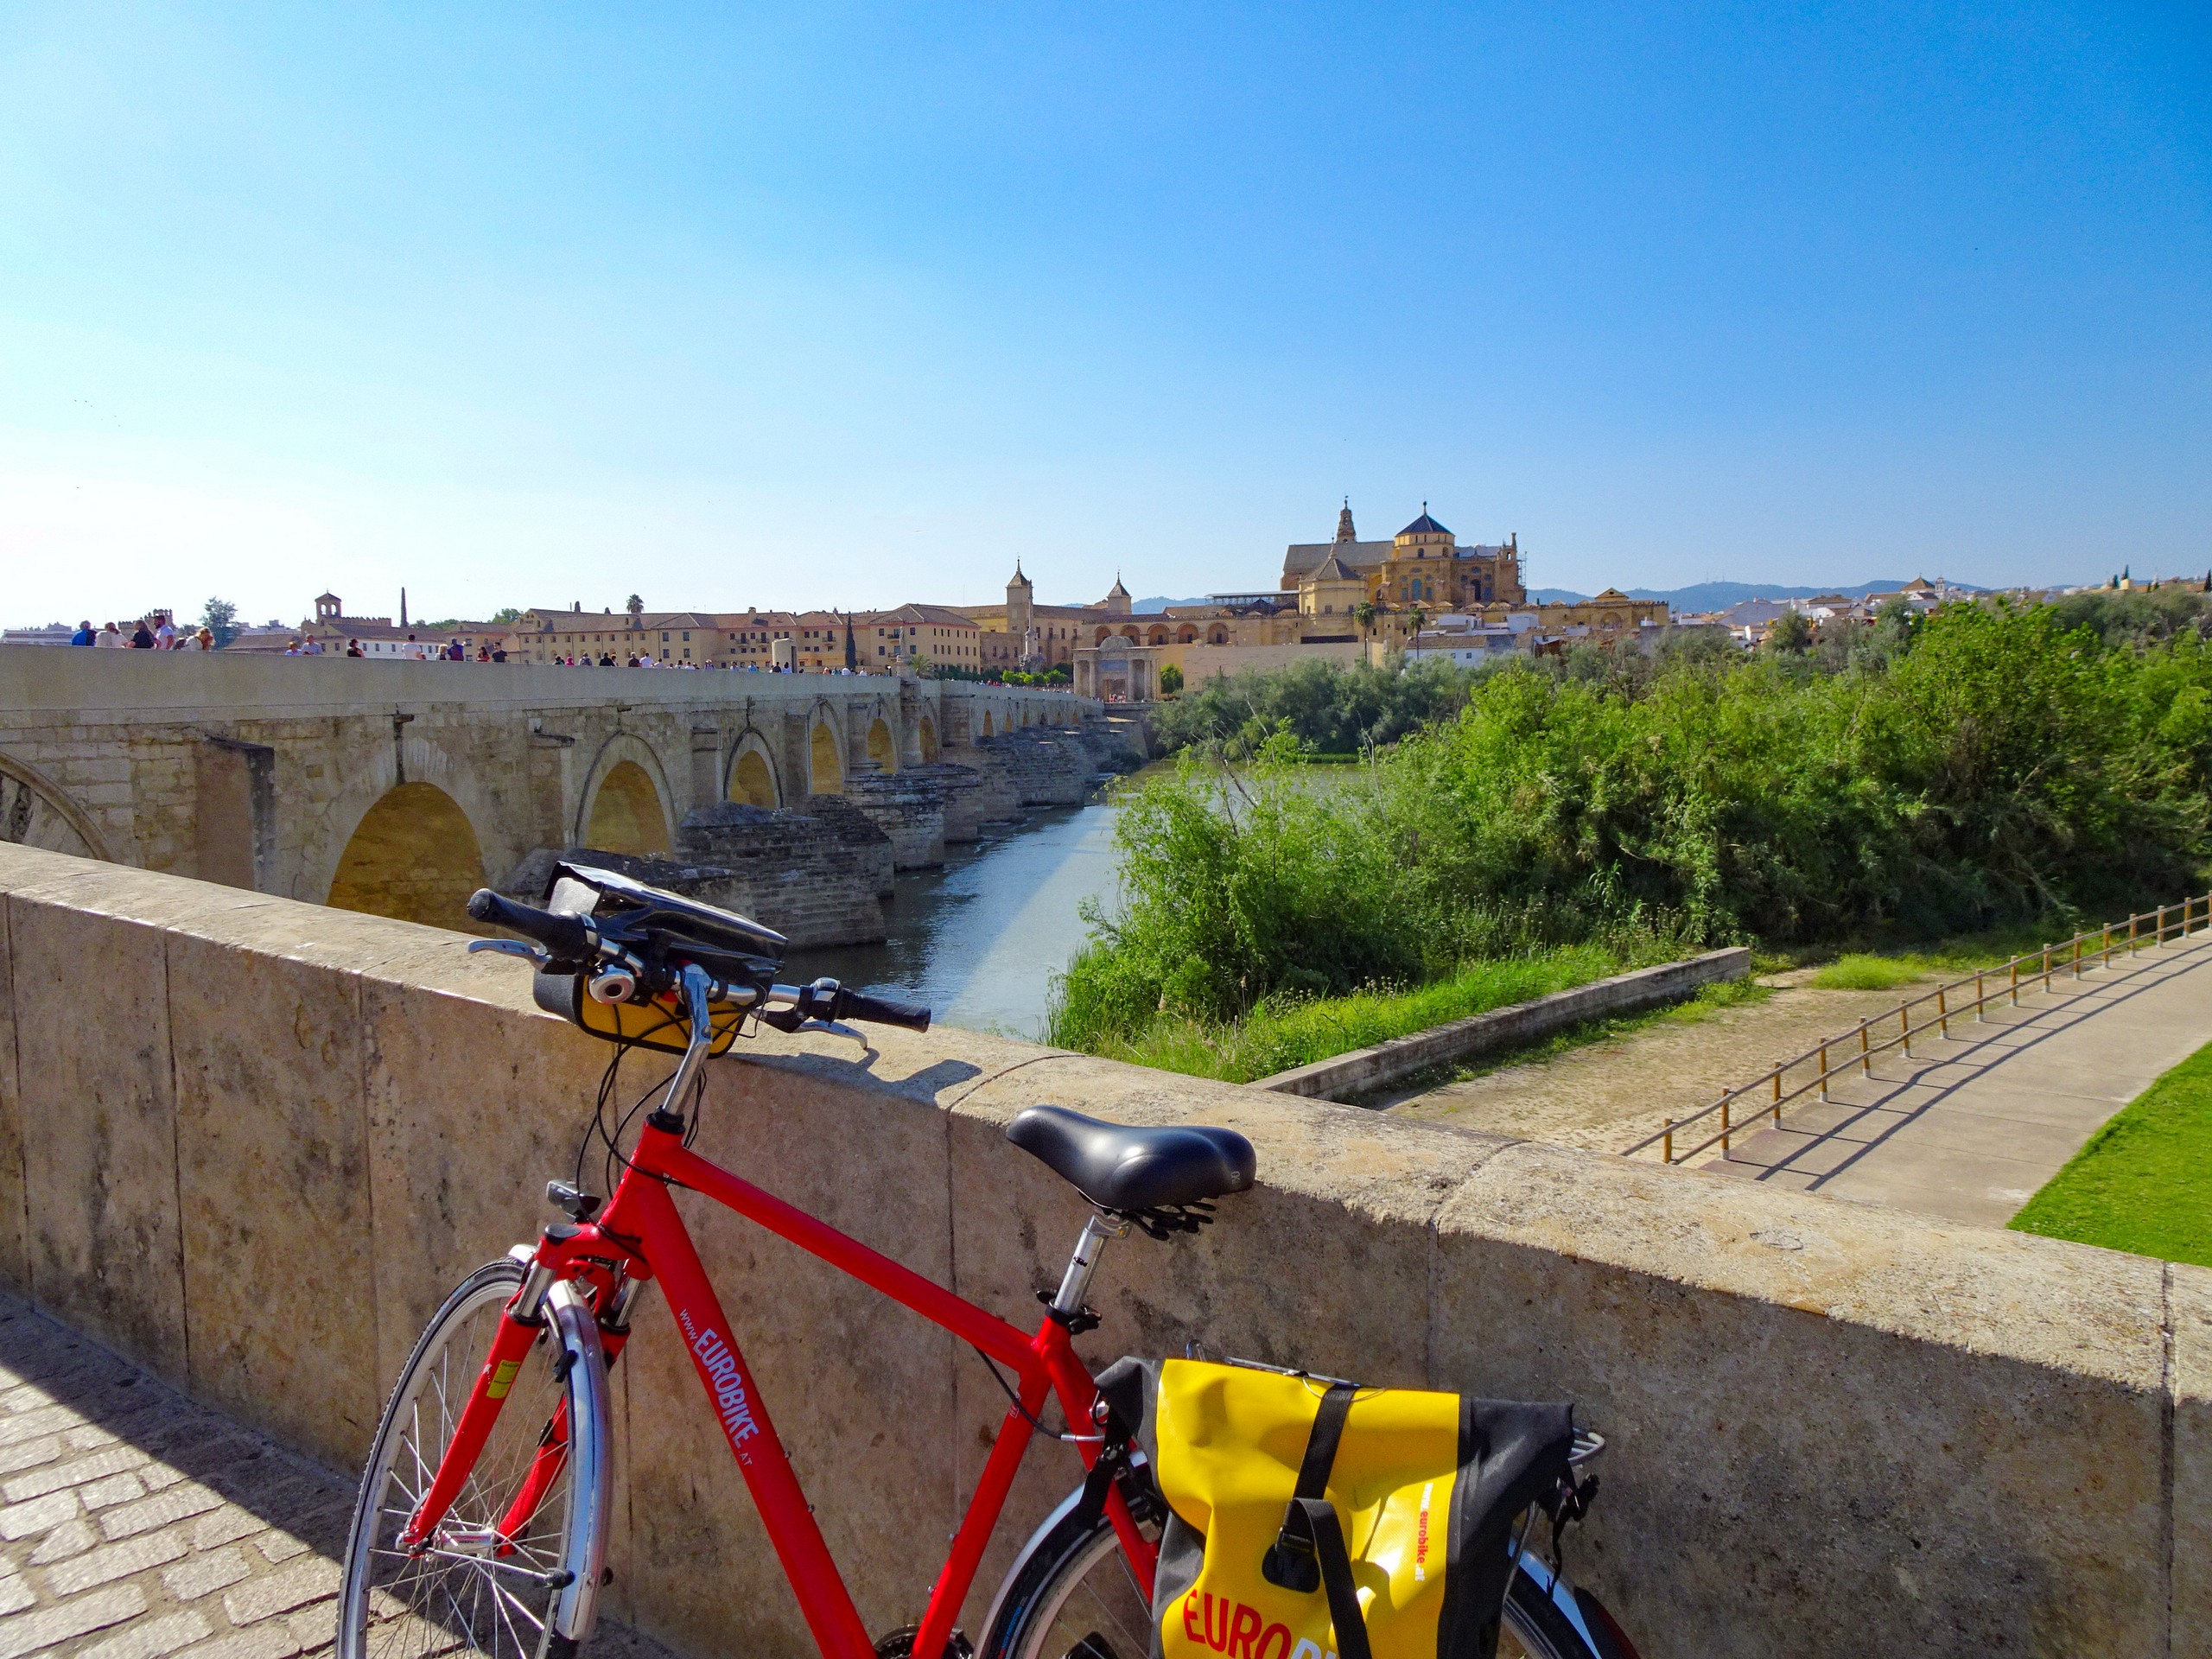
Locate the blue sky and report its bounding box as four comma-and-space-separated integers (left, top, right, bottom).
3, 3, 2207, 626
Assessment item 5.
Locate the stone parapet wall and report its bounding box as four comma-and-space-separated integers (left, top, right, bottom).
0, 841, 2203, 1659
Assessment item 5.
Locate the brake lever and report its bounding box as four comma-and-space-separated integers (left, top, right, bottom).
753, 1007, 863, 1040
468, 939, 551, 967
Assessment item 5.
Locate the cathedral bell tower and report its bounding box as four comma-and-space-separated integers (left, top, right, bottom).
1335, 498, 1357, 544
1007, 561, 1034, 637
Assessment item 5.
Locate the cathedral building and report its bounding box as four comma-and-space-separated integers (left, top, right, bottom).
1282, 503, 1529, 613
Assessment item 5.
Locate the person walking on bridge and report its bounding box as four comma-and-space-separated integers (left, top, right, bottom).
69, 620, 92, 646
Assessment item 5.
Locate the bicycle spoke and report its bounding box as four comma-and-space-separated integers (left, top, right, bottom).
346, 1273, 575, 1659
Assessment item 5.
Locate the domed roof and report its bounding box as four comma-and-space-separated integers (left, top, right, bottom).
1397, 510, 1451, 538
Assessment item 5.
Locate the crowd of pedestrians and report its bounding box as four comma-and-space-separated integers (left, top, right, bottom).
54, 612, 880, 674
67, 612, 216, 651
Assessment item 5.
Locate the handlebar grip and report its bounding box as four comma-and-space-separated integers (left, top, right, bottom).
837, 988, 931, 1033
467, 889, 594, 962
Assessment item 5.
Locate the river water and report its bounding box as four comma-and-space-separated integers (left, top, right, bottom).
784, 798, 1122, 1039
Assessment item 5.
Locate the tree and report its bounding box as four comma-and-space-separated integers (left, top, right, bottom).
489, 607, 522, 625
1351, 601, 1377, 639
1764, 609, 1814, 653
1159, 664, 1184, 696
199, 597, 239, 648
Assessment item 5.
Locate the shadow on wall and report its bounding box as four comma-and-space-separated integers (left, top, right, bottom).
731, 749, 778, 809
811, 722, 845, 794
327, 781, 489, 931
588, 760, 671, 856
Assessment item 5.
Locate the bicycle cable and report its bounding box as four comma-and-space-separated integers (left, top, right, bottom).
969, 1347, 1102, 1444
574, 1014, 696, 1201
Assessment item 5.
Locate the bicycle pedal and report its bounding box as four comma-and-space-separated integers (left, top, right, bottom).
546, 1181, 602, 1222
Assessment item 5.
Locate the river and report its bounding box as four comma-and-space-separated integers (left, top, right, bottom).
784, 798, 1121, 1039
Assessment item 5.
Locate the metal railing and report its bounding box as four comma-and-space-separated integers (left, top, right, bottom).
1621, 892, 2212, 1166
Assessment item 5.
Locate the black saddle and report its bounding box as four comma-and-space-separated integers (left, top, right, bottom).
1006, 1105, 1256, 1216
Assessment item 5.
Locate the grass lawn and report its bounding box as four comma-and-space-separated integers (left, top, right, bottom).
2009, 1038, 2212, 1268
1068, 943, 1648, 1085
1800, 925, 2064, 990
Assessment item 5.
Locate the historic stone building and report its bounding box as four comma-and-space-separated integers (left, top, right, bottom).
957, 564, 1135, 671
1282, 502, 1529, 613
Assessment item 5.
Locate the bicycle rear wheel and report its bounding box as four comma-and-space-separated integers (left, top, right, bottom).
981, 1503, 1634, 1659
337, 1259, 609, 1659
978, 1502, 1160, 1659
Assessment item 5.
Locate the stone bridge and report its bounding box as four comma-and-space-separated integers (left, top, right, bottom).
0, 647, 1132, 944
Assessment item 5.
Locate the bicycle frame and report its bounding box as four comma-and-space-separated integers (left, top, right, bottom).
400, 1108, 1158, 1659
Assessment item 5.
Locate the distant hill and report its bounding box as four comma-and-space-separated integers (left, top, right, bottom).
1133, 595, 1212, 613
1529, 579, 1962, 608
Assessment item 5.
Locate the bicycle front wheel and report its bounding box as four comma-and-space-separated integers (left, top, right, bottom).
337, 1259, 609, 1659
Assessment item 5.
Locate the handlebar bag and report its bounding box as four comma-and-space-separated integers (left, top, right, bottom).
1102, 1358, 1573, 1659
530, 968, 747, 1058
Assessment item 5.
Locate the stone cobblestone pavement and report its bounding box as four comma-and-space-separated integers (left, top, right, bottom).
0, 1294, 674, 1659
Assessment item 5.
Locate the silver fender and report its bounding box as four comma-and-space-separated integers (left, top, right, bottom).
1513, 1549, 1603, 1656
978, 1484, 1088, 1651
545, 1281, 613, 1647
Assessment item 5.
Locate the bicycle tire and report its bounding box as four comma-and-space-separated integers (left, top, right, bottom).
977, 1500, 1160, 1659
980, 1500, 1633, 1659
337, 1259, 611, 1659
1497, 1566, 1599, 1659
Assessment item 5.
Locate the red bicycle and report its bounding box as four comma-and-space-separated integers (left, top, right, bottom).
338, 864, 1631, 1659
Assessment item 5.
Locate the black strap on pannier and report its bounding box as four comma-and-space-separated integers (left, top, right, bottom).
1258, 1382, 1372, 1659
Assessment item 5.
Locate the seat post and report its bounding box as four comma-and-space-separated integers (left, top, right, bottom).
1050, 1212, 1127, 1319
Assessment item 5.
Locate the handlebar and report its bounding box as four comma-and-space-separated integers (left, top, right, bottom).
467, 889, 594, 962
836, 988, 931, 1033
467, 889, 931, 1035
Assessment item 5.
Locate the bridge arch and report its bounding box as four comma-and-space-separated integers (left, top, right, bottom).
866, 716, 897, 774
980, 710, 994, 737
575, 734, 676, 855
918, 715, 938, 762
0, 750, 111, 861
808, 710, 845, 796
327, 782, 487, 929
725, 728, 781, 809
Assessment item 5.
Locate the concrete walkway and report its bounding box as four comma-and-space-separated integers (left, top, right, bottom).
1699, 934, 2212, 1226
0, 1292, 674, 1659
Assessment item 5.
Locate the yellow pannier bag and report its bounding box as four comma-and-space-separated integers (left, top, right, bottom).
1135, 1360, 1573, 1659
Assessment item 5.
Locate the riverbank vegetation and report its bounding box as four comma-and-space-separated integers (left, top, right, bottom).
1050, 599, 2212, 1071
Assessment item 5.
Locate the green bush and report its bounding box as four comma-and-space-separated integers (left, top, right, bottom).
1050, 602, 2212, 1049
